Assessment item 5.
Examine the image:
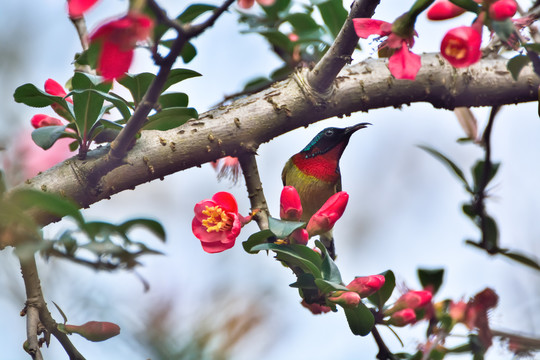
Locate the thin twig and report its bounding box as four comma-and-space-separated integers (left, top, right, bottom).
371, 325, 396, 360
238, 152, 269, 230
69, 17, 94, 74
307, 0, 380, 93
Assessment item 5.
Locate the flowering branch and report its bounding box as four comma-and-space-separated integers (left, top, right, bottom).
3, 54, 539, 248
306, 0, 380, 93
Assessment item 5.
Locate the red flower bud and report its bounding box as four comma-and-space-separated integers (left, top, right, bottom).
346, 275, 385, 298
441, 26, 482, 68
306, 192, 348, 236
64, 321, 120, 342
31, 114, 63, 129
67, 0, 99, 18
489, 0, 517, 21
388, 308, 416, 326
394, 290, 432, 310
280, 186, 303, 221
427, 0, 466, 21
290, 228, 309, 245
328, 291, 361, 308
301, 300, 331, 315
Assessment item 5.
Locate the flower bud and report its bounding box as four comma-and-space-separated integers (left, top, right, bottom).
290, 228, 309, 245
427, 0, 466, 21
328, 291, 361, 308
306, 192, 348, 236
388, 308, 416, 326
393, 290, 432, 311
449, 300, 468, 323
440, 26, 482, 68
346, 275, 385, 298
489, 0, 517, 21
64, 321, 120, 342
31, 114, 63, 129
280, 186, 303, 221
301, 300, 331, 315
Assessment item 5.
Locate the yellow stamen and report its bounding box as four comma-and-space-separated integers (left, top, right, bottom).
444, 39, 466, 60
202, 206, 233, 233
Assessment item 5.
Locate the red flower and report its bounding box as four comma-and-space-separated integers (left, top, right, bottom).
394, 290, 432, 310
192, 192, 249, 253
44, 79, 74, 121
389, 308, 417, 326
441, 26, 482, 68
211, 156, 242, 184
280, 186, 303, 221
89, 12, 154, 81
427, 0, 466, 21
489, 0, 517, 21
306, 191, 349, 236
64, 321, 120, 342
31, 114, 63, 129
290, 228, 309, 245
347, 275, 386, 298
67, 0, 100, 18
353, 18, 421, 80
238, 0, 276, 9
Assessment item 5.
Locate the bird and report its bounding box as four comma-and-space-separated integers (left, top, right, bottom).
281, 123, 370, 259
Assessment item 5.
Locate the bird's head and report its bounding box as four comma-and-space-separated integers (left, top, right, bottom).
300, 122, 370, 159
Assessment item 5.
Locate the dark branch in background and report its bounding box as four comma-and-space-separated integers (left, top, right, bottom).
19, 254, 85, 360
238, 153, 269, 230
371, 325, 395, 360
89, 0, 236, 184
306, 0, 380, 93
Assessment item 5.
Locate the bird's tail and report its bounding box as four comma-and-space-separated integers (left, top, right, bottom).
320, 230, 336, 260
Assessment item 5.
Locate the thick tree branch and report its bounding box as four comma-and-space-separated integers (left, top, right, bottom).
307, 0, 380, 93
2, 54, 539, 248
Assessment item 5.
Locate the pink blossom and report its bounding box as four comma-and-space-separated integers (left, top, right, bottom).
64, 321, 120, 342
31, 114, 63, 129
328, 291, 361, 308
346, 275, 386, 298
238, 0, 276, 9
489, 0, 517, 21
211, 156, 242, 184
440, 26, 482, 68
280, 186, 303, 221
353, 18, 421, 80
306, 191, 348, 236
67, 0, 100, 18
388, 308, 417, 326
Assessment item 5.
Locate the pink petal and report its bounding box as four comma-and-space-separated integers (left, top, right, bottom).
68, 0, 99, 18
96, 41, 134, 81
388, 45, 421, 80
212, 192, 238, 213
193, 200, 217, 221
192, 217, 228, 243
352, 18, 392, 38
201, 240, 235, 253
256, 0, 276, 6
44, 79, 67, 98
238, 0, 255, 9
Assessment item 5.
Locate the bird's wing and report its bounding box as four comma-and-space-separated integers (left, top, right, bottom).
281, 158, 292, 186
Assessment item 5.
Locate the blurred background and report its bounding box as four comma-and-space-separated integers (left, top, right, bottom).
1, 0, 539, 359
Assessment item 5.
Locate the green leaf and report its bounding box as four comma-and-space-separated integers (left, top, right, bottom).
10, 189, 84, 225
261, 0, 292, 20
367, 270, 395, 310
251, 243, 322, 278
417, 268, 444, 294
31, 125, 72, 150
68, 88, 132, 121
117, 72, 155, 105
314, 278, 349, 293
484, 215, 499, 251
507, 55, 530, 81
492, 18, 515, 42
74, 41, 101, 69
177, 4, 218, 23
268, 217, 305, 238
316, 0, 347, 39
0, 170, 6, 197
71, 72, 112, 138
290, 273, 318, 289
343, 302, 375, 336
315, 240, 342, 283
285, 13, 320, 34
243, 229, 275, 253
181, 42, 197, 63
163, 69, 202, 91
462, 203, 477, 219
418, 145, 472, 193
13, 83, 72, 112
158, 92, 189, 109
499, 249, 540, 271
448, 0, 480, 13
143, 107, 198, 131
472, 160, 500, 191
118, 218, 166, 242
256, 30, 293, 52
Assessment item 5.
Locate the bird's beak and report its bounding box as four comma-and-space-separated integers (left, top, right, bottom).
344, 122, 371, 135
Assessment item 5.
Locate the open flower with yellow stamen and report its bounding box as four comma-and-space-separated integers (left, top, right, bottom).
192, 192, 251, 253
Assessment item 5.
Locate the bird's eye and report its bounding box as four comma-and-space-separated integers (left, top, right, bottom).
324, 129, 334, 137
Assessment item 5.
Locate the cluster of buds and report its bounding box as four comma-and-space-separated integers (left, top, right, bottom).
385, 290, 433, 326
278, 186, 349, 245
427, 0, 518, 68
327, 274, 386, 308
